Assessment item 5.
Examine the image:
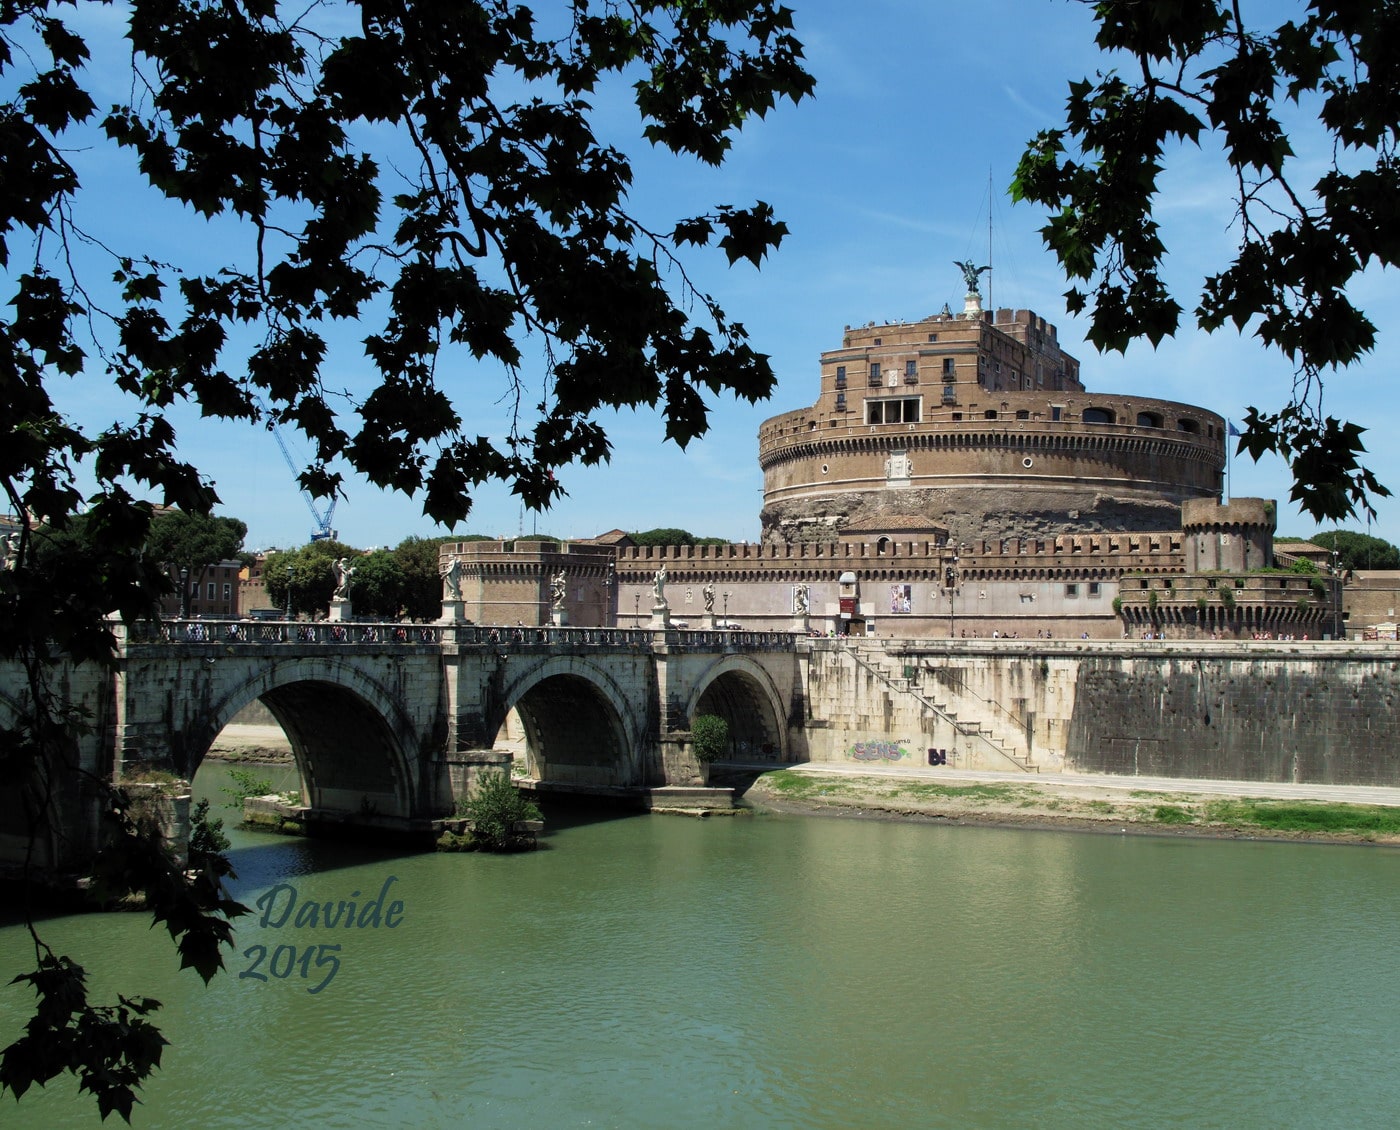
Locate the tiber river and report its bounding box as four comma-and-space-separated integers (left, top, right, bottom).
3, 761, 1400, 1128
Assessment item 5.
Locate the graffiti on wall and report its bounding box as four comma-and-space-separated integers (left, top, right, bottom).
847, 739, 911, 762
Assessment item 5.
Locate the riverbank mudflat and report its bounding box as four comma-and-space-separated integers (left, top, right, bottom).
743, 769, 1400, 846
205, 724, 293, 763
204, 724, 1400, 845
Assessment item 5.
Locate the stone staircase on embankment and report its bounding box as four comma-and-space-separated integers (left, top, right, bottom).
845, 645, 1038, 773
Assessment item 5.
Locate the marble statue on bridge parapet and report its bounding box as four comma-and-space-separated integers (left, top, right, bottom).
441, 555, 463, 601
333, 557, 356, 600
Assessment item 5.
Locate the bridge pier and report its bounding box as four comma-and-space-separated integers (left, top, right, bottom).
444, 749, 514, 808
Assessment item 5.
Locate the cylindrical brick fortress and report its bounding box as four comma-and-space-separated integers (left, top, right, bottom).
760, 308, 1225, 543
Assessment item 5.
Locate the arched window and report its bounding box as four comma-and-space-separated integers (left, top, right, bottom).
1177, 418, 1200, 434
1083, 407, 1115, 424
1136, 411, 1162, 428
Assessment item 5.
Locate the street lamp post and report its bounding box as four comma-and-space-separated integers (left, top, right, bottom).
723, 590, 730, 623
633, 593, 640, 627
285, 565, 294, 622
1331, 545, 1342, 640
179, 566, 189, 619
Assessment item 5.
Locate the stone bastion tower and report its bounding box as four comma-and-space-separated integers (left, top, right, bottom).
759, 288, 1226, 544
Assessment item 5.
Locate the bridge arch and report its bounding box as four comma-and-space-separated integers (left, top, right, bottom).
193, 656, 423, 820
0, 686, 68, 870
491, 655, 645, 787
685, 655, 790, 762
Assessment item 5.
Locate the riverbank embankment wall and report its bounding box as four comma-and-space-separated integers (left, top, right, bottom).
801, 640, 1400, 785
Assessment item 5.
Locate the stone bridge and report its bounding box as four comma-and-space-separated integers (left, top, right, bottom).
0, 621, 805, 869
15, 623, 1399, 874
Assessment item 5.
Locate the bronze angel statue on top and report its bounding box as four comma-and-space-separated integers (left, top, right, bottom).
953, 260, 990, 296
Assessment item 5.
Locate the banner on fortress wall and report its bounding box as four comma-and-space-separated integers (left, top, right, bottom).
890, 585, 911, 614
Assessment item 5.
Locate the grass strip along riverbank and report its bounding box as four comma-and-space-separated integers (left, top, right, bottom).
743, 769, 1400, 845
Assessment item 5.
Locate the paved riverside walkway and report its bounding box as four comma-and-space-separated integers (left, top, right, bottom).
743, 761, 1400, 808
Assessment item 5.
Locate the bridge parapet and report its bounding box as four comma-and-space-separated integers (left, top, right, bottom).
117, 620, 800, 654
125, 619, 443, 647
441, 625, 797, 651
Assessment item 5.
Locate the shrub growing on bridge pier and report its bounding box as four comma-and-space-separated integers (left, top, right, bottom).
691, 715, 731, 764
458, 771, 543, 853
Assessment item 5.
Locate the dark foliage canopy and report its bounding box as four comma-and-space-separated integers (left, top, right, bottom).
0, 0, 812, 1117
1014, 0, 1399, 522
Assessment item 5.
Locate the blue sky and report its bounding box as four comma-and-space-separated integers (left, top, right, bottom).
32, 0, 1400, 550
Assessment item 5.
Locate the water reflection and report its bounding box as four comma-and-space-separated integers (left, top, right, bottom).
1, 764, 1398, 1128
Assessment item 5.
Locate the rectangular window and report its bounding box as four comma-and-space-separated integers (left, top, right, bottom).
868, 362, 881, 386
927, 333, 938, 342
904, 360, 917, 382
942, 358, 955, 375
942, 384, 956, 405
1051, 405, 1063, 421
1088, 582, 1101, 597
835, 365, 846, 390
223, 583, 232, 601
835, 393, 846, 412
1065, 583, 1079, 597
206, 582, 215, 600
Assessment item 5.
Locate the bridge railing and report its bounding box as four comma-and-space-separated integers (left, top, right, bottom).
444, 625, 795, 649
120, 619, 799, 651
126, 619, 443, 646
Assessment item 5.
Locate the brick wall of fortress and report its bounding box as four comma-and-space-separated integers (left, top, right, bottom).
803, 640, 1400, 785
758, 392, 1224, 542
614, 534, 1185, 635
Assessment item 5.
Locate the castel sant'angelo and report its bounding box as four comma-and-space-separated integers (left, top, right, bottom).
441, 269, 1344, 639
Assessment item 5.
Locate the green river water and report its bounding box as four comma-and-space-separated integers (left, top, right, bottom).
3, 761, 1399, 1128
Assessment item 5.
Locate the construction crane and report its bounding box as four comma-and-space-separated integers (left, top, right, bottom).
265, 416, 338, 542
